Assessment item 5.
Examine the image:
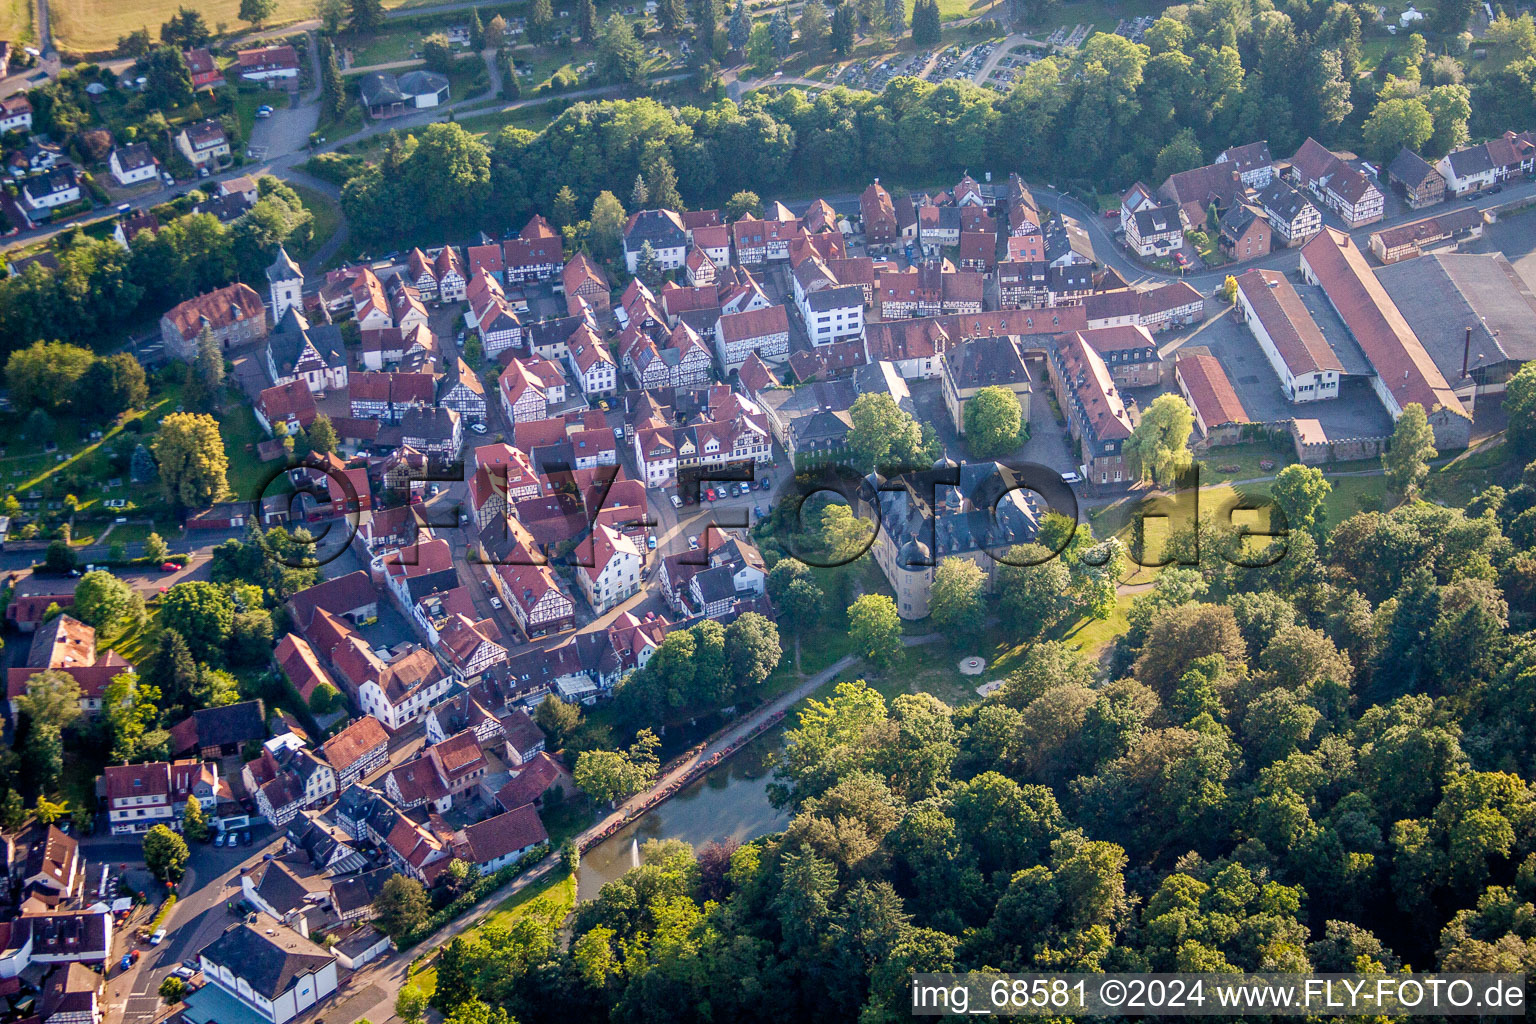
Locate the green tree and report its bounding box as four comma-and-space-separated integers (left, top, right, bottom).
143, 824, 190, 885
1124, 393, 1194, 485
645, 156, 683, 210
996, 543, 1071, 636
1220, 274, 1238, 303
589, 191, 627, 261
1363, 96, 1435, 165
308, 414, 338, 456
6, 340, 94, 412
1382, 403, 1438, 497
598, 12, 644, 83
44, 540, 76, 575
395, 986, 428, 1024
315, 0, 348, 34
929, 557, 986, 639
421, 33, 456, 74
847, 392, 925, 472
375, 875, 430, 937
528, 0, 553, 41
561, 838, 581, 874
910, 0, 940, 45
153, 412, 229, 508
159, 6, 210, 47
830, 1, 857, 54
798, 0, 828, 49
144, 531, 169, 563
728, 0, 750, 48
74, 571, 134, 628
15, 669, 83, 732
635, 241, 662, 284
533, 694, 582, 749
159, 582, 236, 652
766, 560, 824, 633
159, 976, 187, 1004
181, 796, 209, 842
1507, 361, 1536, 458
80, 353, 149, 420
1153, 127, 1204, 183
1424, 84, 1471, 157
349, 0, 384, 34
747, 23, 775, 75
658, 0, 685, 34
848, 594, 902, 671
0, 792, 24, 831
963, 386, 1024, 459
239, 0, 278, 27
1270, 463, 1332, 537
577, 0, 598, 39
726, 190, 762, 219
770, 6, 793, 55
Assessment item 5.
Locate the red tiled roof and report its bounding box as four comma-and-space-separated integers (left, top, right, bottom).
1300, 228, 1467, 418
1234, 269, 1343, 375
1176, 353, 1249, 429
161, 283, 263, 342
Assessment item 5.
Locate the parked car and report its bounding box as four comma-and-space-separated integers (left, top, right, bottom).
173, 967, 196, 981
1061, 471, 1082, 484
647, 535, 657, 550
469, 422, 487, 434
241, 831, 251, 846
489, 596, 503, 609
150, 929, 166, 945
120, 955, 133, 971
669, 494, 682, 510
161, 562, 179, 572
688, 536, 700, 550
214, 832, 225, 847
1490, 184, 1504, 194
255, 105, 273, 118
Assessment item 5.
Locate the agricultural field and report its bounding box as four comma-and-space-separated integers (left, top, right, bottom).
46, 0, 313, 52
0, 0, 33, 45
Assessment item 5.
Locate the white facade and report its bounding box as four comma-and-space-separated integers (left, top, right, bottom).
199, 949, 337, 1024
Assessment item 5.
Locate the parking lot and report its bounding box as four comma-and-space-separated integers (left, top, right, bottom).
1165, 304, 1395, 439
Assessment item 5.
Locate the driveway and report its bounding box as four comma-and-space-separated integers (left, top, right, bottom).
247, 90, 319, 162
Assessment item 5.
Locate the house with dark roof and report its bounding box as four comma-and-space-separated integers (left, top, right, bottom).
941, 334, 1032, 438
1048, 331, 1137, 490
1375, 252, 1536, 396
1217, 203, 1271, 262
108, 142, 158, 187
1256, 178, 1322, 247
1367, 206, 1484, 264
1287, 138, 1383, 227
1213, 141, 1275, 188
172, 700, 266, 759
623, 209, 689, 273
1387, 147, 1446, 209
1434, 130, 1536, 194
358, 69, 449, 118
266, 307, 347, 394
192, 924, 337, 1024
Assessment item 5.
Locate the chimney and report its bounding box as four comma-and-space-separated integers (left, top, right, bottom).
1461, 326, 1473, 378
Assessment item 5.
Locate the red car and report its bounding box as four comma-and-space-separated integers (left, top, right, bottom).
1174, 253, 1190, 267
1104, 208, 1120, 218
160, 562, 179, 572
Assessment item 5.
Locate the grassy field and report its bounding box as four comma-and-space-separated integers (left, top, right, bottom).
216, 401, 270, 506
1, 0, 33, 44
408, 871, 577, 998
47, 0, 315, 53
287, 182, 342, 259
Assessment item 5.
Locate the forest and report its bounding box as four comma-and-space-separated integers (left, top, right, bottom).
334, 1, 1536, 246
410, 443, 1536, 1024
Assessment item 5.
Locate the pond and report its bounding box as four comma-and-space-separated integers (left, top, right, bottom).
576, 726, 789, 900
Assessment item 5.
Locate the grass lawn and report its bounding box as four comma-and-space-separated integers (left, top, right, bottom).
1, 383, 182, 517
232, 90, 264, 147
456, 102, 564, 140
349, 28, 428, 67
100, 607, 162, 665
216, 402, 270, 506
101, 521, 158, 546
47, 0, 314, 53
287, 183, 342, 260
1, 0, 33, 44
408, 871, 577, 998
